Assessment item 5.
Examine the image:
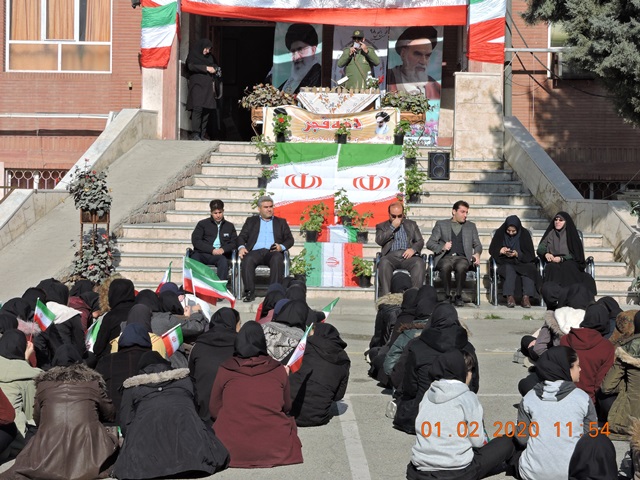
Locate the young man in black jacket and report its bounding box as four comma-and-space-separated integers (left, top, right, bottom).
191, 199, 238, 280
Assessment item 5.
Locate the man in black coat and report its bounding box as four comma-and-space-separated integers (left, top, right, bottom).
191, 199, 238, 281
237, 196, 294, 302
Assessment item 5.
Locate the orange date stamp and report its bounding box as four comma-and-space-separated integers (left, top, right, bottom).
419, 421, 610, 438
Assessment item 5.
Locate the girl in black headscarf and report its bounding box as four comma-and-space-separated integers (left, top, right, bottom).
387, 287, 422, 347
489, 215, 540, 308
134, 289, 163, 313
210, 322, 302, 468
186, 38, 221, 141
92, 278, 136, 361
263, 300, 307, 362
189, 307, 241, 421
537, 212, 596, 294
568, 434, 617, 480
289, 322, 351, 427
257, 284, 287, 322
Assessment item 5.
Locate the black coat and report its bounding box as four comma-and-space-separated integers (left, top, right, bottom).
93, 302, 135, 360
237, 215, 294, 251
113, 366, 229, 479
186, 39, 219, 111
289, 324, 350, 427
188, 327, 236, 421
191, 217, 238, 256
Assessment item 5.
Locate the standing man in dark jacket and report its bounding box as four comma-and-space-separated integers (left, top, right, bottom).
191, 199, 238, 281
237, 196, 294, 302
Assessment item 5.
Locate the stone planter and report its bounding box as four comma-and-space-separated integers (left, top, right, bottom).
259, 154, 271, 165
305, 231, 319, 242
276, 133, 286, 143
336, 134, 348, 144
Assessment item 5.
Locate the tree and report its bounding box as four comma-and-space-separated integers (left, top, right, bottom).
523, 0, 640, 125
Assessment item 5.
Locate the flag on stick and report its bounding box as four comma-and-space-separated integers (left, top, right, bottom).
286, 324, 313, 374
161, 324, 183, 357
34, 299, 55, 331
85, 318, 102, 353
321, 298, 340, 321
183, 256, 235, 307
156, 261, 172, 294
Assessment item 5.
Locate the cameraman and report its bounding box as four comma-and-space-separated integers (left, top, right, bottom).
337, 30, 380, 89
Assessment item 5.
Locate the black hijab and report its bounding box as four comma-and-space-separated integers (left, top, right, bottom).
118, 324, 152, 349
160, 291, 184, 315
400, 288, 420, 316
286, 284, 307, 302
536, 346, 573, 382
261, 290, 286, 318
415, 285, 438, 320
568, 433, 617, 480
502, 215, 523, 253
427, 303, 460, 330
36, 278, 69, 306
79, 292, 100, 313
210, 307, 239, 330
0, 314, 18, 334
22, 287, 46, 312
0, 298, 31, 321
557, 283, 593, 310
429, 349, 467, 383
390, 273, 412, 294
234, 322, 268, 359
274, 300, 308, 331
137, 351, 172, 372
51, 344, 83, 367
595, 296, 622, 320
541, 211, 586, 266
308, 323, 349, 365
69, 280, 95, 297
0, 330, 27, 360
580, 304, 610, 336
126, 304, 153, 333
135, 290, 163, 313
108, 279, 136, 310
187, 38, 215, 67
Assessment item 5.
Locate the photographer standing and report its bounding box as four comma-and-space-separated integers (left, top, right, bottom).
337, 30, 380, 89
186, 38, 222, 141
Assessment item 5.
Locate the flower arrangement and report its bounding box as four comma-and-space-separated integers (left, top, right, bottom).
251, 134, 277, 158
335, 122, 352, 138
365, 75, 384, 89
381, 91, 431, 115
67, 160, 112, 217
70, 233, 117, 283
261, 165, 279, 180
300, 202, 329, 233
239, 84, 295, 109
273, 113, 292, 136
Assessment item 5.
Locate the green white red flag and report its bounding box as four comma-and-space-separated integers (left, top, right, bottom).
183, 256, 236, 307
286, 324, 313, 373
140, 0, 179, 68
156, 261, 172, 294
321, 298, 340, 321
467, 0, 507, 64
305, 242, 363, 287
34, 299, 55, 331
85, 318, 102, 353
161, 324, 183, 357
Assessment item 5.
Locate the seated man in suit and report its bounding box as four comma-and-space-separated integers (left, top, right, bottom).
426, 200, 482, 306
238, 196, 294, 302
191, 199, 238, 281
375, 202, 425, 297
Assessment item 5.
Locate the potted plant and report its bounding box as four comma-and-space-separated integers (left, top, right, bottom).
273, 112, 292, 142
403, 139, 420, 167
239, 84, 296, 126
398, 164, 428, 204
381, 91, 431, 123
69, 232, 117, 283
258, 165, 278, 188
251, 134, 277, 165
394, 119, 412, 145
364, 74, 383, 90
299, 202, 329, 242
67, 159, 112, 222
335, 121, 351, 144
334, 188, 357, 226
290, 248, 316, 283
352, 210, 373, 244
352, 255, 374, 288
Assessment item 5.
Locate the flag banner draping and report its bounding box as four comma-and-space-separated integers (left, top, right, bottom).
140, 0, 179, 68
467, 0, 507, 64
305, 242, 363, 288
181, 1, 468, 27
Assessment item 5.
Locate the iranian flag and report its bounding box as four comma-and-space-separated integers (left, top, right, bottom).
34, 299, 55, 331
467, 0, 507, 64
321, 298, 340, 321
326, 226, 357, 243
85, 318, 102, 353
140, 0, 179, 68
155, 261, 172, 294
162, 324, 183, 357
286, 324, 313, 373
183, 256, 236, 307
305, 242, 363, 287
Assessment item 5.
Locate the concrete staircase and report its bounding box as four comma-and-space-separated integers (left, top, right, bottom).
114, 142, 636, 304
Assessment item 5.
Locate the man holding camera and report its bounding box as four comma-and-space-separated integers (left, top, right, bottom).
237, 196, 294, 302
337, 30, 380, 89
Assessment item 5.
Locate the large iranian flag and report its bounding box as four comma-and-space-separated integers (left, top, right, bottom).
305, 242, 363, 288
181, 0, 468, 26
467, 0, 507, 64
140, 0, 179, 68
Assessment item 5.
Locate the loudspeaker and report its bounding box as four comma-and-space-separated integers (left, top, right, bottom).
428, 152, 450, 180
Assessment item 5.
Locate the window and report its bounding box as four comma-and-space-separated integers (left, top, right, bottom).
548, 24, 594, 80
7, 0, 111, 72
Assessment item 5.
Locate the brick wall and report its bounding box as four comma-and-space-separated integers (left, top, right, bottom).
0, 1, 143, 170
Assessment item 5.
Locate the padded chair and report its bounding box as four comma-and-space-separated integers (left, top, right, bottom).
373, 252, 427, 302
185, 248, 238, 298
488, 228, 538, 306
427, 255, 482, 306
236, 250, 290, 298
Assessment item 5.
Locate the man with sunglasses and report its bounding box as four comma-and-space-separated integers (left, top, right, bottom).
375, 202, 426, 297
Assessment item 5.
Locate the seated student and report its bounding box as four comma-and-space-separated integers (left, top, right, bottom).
289, 323, 350, 427
4, 345, 118, 480
93, 278, 136, 361
600, 310, 640, 437
0, 388, 16, 460
368, 273, 412, 357
262, 300, 306, 362
109, 304, 167, 358
210, 322, 303, 468
510, 346, 597, 480
256, 283, 287, 323
568, 433, 618, 480
113, 352, 229, 479
408, 350, 512, 480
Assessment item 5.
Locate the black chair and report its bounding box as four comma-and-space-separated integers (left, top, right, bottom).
236, 250, 290, 298
185, 248, 238, 298
373, 252, 427, 301
427, 255, 481, 306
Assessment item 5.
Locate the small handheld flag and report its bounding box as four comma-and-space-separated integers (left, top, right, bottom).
85, 318, 102, 353
161, 324, 184, 357
321, 298, 340, 322
286, 324, 313, 374
34, 299, 55, 331
155, 261, 172, 294
183, 256, 235, 307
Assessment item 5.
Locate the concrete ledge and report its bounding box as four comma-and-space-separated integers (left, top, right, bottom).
504, 116, 639, 285
0, 190, 68, 250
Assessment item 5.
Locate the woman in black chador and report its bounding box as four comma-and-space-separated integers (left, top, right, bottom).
186, 38, 221, 141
